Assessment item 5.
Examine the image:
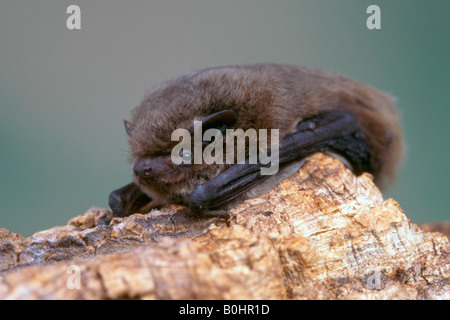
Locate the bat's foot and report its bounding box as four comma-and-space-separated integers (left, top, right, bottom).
290, 111, 371, 176
108, 182, 152, 217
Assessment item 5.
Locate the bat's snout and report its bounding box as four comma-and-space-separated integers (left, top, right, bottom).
133, 163, 152, 177
133, 157, 171, 180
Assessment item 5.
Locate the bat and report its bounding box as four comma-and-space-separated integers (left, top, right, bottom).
108, 64, 403, 219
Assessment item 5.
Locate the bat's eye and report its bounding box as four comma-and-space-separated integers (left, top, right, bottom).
180, 150, 192, 163
306, 122, 316, 130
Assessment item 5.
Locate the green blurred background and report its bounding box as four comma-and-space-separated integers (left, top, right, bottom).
0, 1, 448, 236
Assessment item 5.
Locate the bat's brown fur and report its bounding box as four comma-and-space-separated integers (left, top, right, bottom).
126, 63, 403, 209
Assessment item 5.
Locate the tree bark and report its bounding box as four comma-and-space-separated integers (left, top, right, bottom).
0, 153, 448, 299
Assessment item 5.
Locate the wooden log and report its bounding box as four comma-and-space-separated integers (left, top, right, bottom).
0, 153, 448, 299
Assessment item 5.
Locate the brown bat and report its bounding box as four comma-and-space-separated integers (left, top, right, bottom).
108, 64, 403, 218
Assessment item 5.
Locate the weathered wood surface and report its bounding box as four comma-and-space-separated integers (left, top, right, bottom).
0, 153, 448, 299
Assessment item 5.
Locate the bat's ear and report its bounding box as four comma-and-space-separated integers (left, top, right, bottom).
124, 120, 134, 137
188, 110, 237, 133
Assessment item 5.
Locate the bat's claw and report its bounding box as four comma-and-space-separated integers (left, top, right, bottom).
108, 182, 152, 217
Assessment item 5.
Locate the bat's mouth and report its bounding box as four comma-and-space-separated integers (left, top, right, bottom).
136, 165, 201, 186
136, 174, 185, 186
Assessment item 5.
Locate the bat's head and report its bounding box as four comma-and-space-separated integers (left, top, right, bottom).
125, 108, 237, 206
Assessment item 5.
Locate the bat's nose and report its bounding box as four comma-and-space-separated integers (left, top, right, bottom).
133, 156, 153, 178
133, 157, 170, 179
133, 163, 152, 177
